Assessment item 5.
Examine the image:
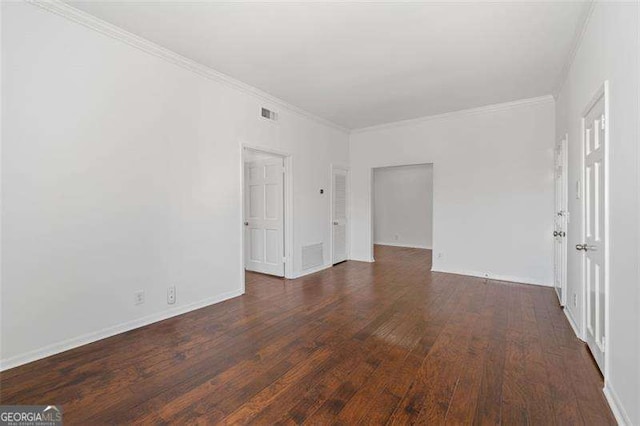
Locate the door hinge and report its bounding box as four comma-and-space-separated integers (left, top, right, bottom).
601, 114, 606, 130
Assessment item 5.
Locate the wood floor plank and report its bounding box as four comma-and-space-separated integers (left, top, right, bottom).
0, 245, 616, 425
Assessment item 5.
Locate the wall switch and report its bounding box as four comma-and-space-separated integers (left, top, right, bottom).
168, 286, 176, 305
573, 293, 578, 307
134, 290, 145, 305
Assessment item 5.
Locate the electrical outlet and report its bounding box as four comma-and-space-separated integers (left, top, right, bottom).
437, 252, 444, 259
573, 293, 578, 307
167, 286, 176, 305
394, 234, 399, 241
134, 290, 145, 305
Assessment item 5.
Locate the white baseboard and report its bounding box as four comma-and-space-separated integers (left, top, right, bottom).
564, 311, 630, 426
604, 382, 632, 426
430, 267, 552, 287
0, 288, 244, 372
563, 306, 584, 341
348, 256, 375, 263
289, 263, 332, 279
374, 242, 432, 250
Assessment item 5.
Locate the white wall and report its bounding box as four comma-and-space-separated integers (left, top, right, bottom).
350, 97, 555, 286
0, 3, 348, 369
373, 164, 433, 249
555, 2, 639, 424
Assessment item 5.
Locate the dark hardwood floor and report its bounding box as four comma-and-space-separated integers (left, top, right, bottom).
0, 245, 615, 424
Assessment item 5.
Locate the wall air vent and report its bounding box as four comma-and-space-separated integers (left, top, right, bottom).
260, 107, 278, 121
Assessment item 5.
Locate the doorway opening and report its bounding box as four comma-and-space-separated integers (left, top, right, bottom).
241, 146, 292, 286
372, 163, 434, 267
331, 165, 350, 265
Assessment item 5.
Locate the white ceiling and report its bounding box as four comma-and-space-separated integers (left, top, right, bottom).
68, 1, 591, 129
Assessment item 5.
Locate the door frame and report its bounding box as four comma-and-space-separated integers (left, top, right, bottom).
555, 133, 569, 307
579, 81, 610, 379
330, 164, 350, 265
240, 143, 294, 291
369, 162, 435, 262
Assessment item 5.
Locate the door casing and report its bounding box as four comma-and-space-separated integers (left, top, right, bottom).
240, 144, 294, 290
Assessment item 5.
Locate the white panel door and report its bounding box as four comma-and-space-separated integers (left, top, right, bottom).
578, 93, 606, 372
332, 168, 349, 264
244, 158, 284, 276
554, 135, 568, 306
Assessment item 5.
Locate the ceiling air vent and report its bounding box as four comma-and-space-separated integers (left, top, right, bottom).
260, 107, 278, 121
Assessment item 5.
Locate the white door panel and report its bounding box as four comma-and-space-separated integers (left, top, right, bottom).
332, 168, 349, 264
245, 158, 284, 276
580, 91, 606, 372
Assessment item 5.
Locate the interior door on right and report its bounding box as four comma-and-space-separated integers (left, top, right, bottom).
332, 168, 348, 264
581, 92, 606, 373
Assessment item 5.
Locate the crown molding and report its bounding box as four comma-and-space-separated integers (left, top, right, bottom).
553, 0, 596, 98
26, 0, 349, 134
351, 95, 555, 135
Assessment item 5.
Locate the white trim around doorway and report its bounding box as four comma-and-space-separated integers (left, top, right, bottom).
240, 143, 294, 292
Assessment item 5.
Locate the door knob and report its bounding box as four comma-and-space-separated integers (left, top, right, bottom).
333, 221, 339, 225
244, 221, 249, 226
553, 231, 559, 237
576, 244, 586, 251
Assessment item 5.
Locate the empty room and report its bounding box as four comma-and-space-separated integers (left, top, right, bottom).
373, 164, 434, 264
1, 1, 639, 425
